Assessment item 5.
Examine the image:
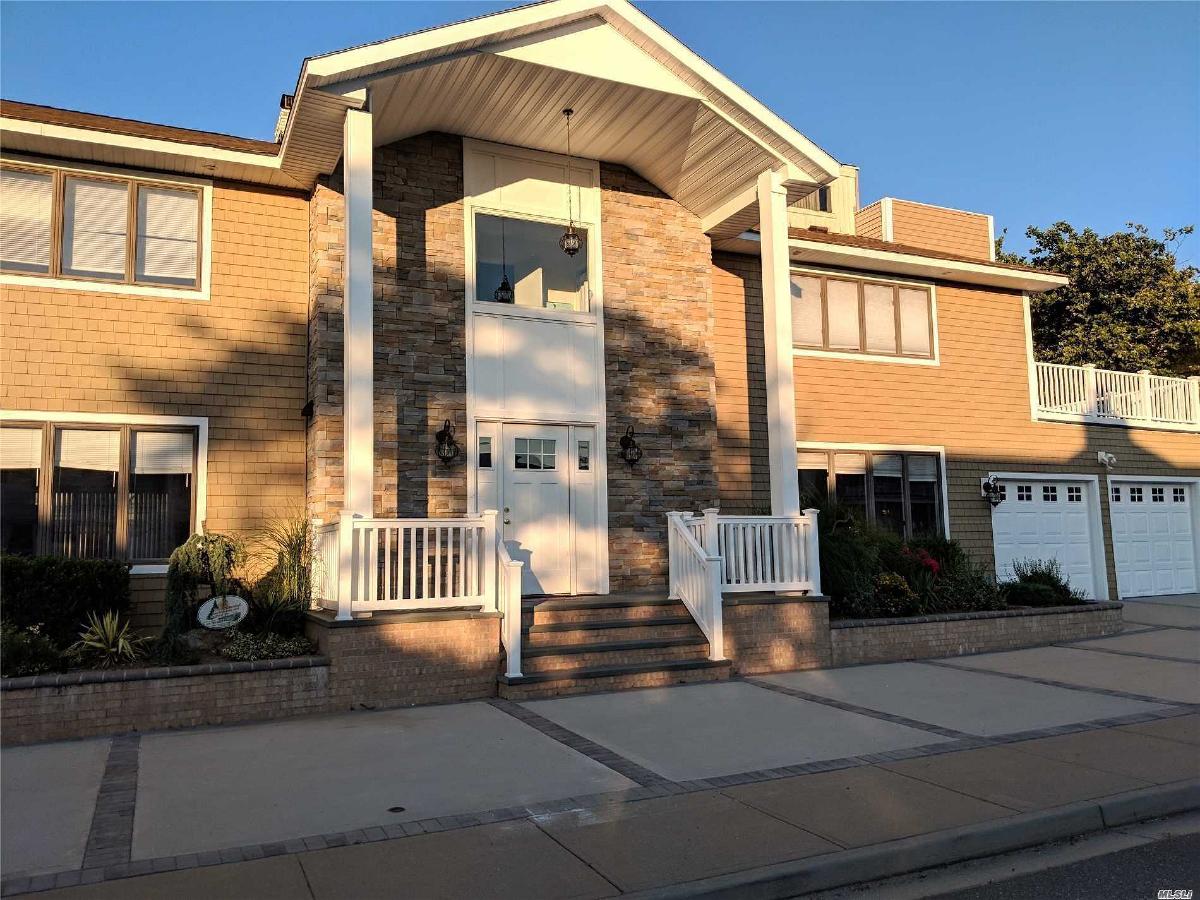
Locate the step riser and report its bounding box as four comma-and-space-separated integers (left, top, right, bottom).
528, 604, 689, 626
523, 644, 710, 673
499, 664, 729, 700
525, 623, 702, 646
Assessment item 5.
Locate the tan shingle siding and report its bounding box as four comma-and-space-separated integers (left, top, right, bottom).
0, 179, 310, 540
714, 255, 1200, 598
889, 199, 992, 261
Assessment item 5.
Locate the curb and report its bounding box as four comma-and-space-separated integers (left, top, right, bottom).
624, 780, 1200, 900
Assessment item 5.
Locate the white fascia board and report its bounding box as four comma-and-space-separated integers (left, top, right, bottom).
0, 117, 284, 177
787, 237, 1068, 293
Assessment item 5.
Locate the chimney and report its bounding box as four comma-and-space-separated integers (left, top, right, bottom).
273, 94, 294, 143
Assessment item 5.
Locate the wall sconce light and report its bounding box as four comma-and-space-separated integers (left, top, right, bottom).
619, 426, 643, 466
980, 475, 1005, 507
435, 420, 460, 464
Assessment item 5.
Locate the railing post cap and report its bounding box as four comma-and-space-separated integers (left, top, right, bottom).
1083, 362, 1096, 369
802, 507, 820, 516
1138, 369, 1152, 375
1188, 375, 1200, 383
702, 507, 720, 515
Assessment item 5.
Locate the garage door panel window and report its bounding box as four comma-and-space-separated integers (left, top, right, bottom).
0, 422, 197, 563
800, 450, 944, 538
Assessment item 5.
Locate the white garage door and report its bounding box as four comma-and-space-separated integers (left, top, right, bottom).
992, 478, 1100, 599
1110, 481, 1197, 598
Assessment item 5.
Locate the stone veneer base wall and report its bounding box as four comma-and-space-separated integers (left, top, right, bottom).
722, 596, 831, 674
829, 602, 1123, 668
2, 610, 502, 746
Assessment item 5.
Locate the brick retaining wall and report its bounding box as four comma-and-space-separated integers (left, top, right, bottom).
1, 657, 331, 746
2, 610, 502, 746
722, 596, 831, 674
829, 602, 1123, 667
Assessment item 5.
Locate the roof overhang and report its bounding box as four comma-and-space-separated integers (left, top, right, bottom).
716, 232, 1069, 293
280, 0, 840, 229
0, 105, 301, 190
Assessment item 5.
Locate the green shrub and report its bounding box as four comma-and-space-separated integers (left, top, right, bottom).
164, 533, 245, 637
1005, 558, 1088, 606
0, 622, 62, 677
814, 498, 887, 616
871, 572, 920, 617
219, 630, 314, 662
935, 554, 1005, 613
146, 633, 200, 667
1, 555, 130, 648
67, 611, 148, 670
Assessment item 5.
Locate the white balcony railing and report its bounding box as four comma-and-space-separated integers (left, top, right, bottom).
1035, 362, 1200, 432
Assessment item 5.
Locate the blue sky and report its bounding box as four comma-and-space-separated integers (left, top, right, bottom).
3, 1, 1197, 262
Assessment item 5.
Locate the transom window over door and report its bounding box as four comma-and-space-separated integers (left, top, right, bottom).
0, 422, 197, 562
474, 213, 589, 313
798, 449, 944, 538
791, 272, 934, 359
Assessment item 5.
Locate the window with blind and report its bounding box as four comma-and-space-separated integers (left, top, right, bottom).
798, 449, 944, 538
790, 272, 934, 359
0, 163, 202, 290
0, 422, 197, 562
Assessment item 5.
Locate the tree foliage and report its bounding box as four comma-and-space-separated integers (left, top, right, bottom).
996, 222, 1199, 376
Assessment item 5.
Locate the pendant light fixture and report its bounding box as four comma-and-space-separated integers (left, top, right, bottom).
558, 108, 582, 257
493, 217, 514, 303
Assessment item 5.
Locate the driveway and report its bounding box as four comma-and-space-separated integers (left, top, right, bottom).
3, 605, 1197, 895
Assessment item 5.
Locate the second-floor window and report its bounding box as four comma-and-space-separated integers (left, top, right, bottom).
0, 164, 202, 290
474, 213, 590, 313
791, 272, 934, 359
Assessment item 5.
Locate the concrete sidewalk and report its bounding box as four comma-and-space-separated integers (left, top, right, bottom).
2, 608, 1197, 898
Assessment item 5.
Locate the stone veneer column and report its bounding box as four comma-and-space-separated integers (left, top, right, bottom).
600, 164, 719, 590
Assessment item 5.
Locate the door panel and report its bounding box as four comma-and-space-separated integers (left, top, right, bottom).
1111, 482, 1196, 598
992, 478, 1098, 599
503, 424, 572, 595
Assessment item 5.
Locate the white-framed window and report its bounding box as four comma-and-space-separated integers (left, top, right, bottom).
1152, 487, 1165, 503
1068, 485, 1082, 502
1175, 487, 1187, 503
1130, 487, 1144, 502
1, 420, 199, 562
0, 159, 209, 297
797, 449, 943, 538
1043, 485, 1058, 502
514, 437, 557, 470
477, 436, 493, 469
473, 212, 589, 313
1112, 486, 1121, 502
790, 271, 934, 360
1018, 485, 1033, 501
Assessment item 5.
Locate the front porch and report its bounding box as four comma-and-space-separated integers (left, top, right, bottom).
308, 509, 826, 698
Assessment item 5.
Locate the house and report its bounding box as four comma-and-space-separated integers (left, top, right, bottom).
1, 0, 1197, 706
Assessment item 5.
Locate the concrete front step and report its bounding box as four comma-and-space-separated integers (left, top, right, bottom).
524, 616, 702, 646
520, 636, 711, 673
497, 658, 732, 700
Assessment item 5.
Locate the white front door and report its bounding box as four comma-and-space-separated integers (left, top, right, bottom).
503, 424, 572, 595
992, 478, 1101, 599
1110, 481, 1197, 598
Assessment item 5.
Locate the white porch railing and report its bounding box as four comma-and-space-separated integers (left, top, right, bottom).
311, 510, 500, 618
667, 507, 823, 660
497, 531, 524, 679
1035, 362, 1200, 431
666, 512, 724, 660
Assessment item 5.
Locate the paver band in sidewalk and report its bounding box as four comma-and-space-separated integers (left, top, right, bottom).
745, 678, 976, 740
80, 735, 139, 872
919, 659, 1200, 707
487, 698, 677, 789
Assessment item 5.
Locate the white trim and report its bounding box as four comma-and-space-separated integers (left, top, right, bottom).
987, 215, 996, 262
0, 409, 209, 534
1022, 293, 1040, 423
787, 236, 1068, 292
986, 470, 1109, 602
342, 105, 374, 517
796, 440, 951, 537
789, 265, 941, 366
880, 198, 894, 242
0, 154, 214, 302
759, 169, 801, 516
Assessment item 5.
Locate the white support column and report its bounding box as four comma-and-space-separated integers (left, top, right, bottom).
757, 170, 801, 516
343, 104, 375, 518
